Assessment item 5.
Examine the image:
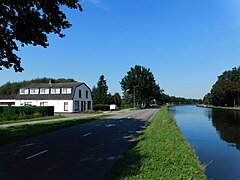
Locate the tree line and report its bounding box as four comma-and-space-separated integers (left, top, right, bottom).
92, 65, 202, 108
203, 67, 240, 107
0, 78, 75, 95
0, 65, 201, 108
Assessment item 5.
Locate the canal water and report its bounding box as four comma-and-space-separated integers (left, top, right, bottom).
169, 106, 240, 180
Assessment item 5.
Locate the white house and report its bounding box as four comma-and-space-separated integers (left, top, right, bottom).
15, 82, 92, 113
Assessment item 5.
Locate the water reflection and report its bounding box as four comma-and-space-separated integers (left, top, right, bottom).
211, 109, 240, 150
169, 106, 240, 180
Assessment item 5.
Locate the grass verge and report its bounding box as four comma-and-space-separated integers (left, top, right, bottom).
0, 115, 65, 125
0, 115, 110, 145
106, 107, 206, 179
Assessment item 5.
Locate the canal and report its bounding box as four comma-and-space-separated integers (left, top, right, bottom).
169, 105, 240, 180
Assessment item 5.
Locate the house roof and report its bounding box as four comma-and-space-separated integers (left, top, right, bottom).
22, 82, 82, 89
0, 94, 16, 100
15, 82, 88, 100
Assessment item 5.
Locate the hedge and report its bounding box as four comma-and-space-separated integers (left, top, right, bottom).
0, 106, 54, 121
93, 104, 110, 111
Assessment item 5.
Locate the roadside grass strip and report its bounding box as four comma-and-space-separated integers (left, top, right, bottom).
106, 107, 206, 180
0, 115, 110, 145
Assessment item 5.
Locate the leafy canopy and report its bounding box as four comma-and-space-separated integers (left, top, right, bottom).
0, 0, 82, 72
120, 65, 162, 107
208, 67, 240, 106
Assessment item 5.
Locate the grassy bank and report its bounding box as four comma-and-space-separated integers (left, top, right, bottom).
0, 115, 65, 125
106, 107, 206, 179
197, 104, 240, 111
0, 115, 110, 145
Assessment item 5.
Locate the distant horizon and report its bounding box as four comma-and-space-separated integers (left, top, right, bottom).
1, 0, 239, 99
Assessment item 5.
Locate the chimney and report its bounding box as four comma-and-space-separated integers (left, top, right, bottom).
49, 79, 52, 87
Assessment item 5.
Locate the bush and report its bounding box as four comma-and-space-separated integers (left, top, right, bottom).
0, 106, 54, 121
93, 104, 110, 111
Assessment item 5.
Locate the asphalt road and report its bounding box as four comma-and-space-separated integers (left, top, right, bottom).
0, 108, 158, 180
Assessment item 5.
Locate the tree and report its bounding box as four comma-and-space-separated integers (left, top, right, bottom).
203, 93, 212, 105
112, 92, 121, 107
120, 65, 163, 108
92, 75, 109, 105
0, 0, 82, 72
209, 67, 240, 107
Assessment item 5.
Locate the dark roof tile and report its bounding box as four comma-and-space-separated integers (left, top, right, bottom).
15, 82, 86, 100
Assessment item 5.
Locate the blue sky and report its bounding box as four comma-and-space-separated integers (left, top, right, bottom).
1, 0, 240, 99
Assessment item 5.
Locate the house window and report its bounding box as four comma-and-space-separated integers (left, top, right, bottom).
64, 102, 68, 111
67, 88, 71, 94
30, 88, 39, 94
74, 101, 79, 111
87, 101, 91, 110
51, 88, 60, 94
40, 102, 48, 106
20, 89, 29, 95
40, 88, 49, 94
24, 102, 32, 106
79, 90, 81, 98
62, 88, 72, 94
86, 91, 88, 99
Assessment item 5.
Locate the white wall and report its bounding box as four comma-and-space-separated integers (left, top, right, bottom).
15, 100, 73, 113
73, 84, 93, 112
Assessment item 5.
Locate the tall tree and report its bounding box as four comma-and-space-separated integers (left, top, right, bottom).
92, 75, 109, 105
120, 65, 163, 108
113, 92, 122, 107
0, 0, 82, 72
209, 67, 240, 107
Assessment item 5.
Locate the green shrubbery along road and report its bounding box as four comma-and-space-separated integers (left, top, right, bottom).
106, 107, 206, 179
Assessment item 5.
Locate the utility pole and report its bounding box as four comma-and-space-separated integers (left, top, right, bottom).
134, 86, 136, 109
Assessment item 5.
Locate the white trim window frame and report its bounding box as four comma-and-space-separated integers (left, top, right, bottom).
40, 88, 49, 94
30, 88, 39, 94
40, 102, 48, 106
51, 88, 60, 94
20, 89, 29, 95
64, 102, 68, 111
62, 88, 72, 94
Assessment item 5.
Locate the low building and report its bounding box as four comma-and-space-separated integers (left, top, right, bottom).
15, 82, 92, 113
0, 94, 16, 106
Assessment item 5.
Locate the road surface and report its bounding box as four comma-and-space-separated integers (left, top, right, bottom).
0, 108, 158, 180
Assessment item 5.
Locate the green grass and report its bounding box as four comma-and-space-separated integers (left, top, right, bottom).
0, 115, 65, 125
106, 107, 206, 180
0, 115, 110, 145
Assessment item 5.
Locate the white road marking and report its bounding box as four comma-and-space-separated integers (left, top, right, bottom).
106, 124, 116, 127
21, 143, 34, 147
25, 150, 48, 160
83, 132, 92, 137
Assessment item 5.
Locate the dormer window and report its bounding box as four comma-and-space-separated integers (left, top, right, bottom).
30, 88, 39, 94
20, 89, 29, 95
40, 88, 49, 94
51, 88, 60, 94
62, 88, 72, 94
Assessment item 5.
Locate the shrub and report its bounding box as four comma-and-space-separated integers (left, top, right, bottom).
93, 104, 110, 111
0, 106, 54, 121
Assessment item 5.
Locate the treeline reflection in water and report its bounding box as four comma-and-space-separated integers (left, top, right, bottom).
208, 109, 240, 150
